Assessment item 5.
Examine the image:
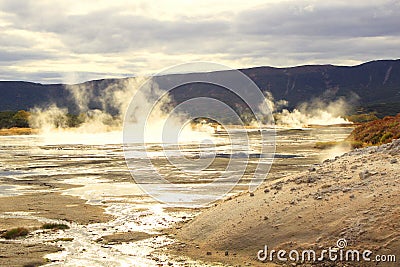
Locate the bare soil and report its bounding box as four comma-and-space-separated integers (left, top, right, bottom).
170, 140, 400, 266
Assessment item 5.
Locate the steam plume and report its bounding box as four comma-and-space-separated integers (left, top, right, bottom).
29, 77, 214, 145
271, 95, 353, 128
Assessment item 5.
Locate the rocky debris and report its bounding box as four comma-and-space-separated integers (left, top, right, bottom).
271, 182, 283, 191
359, 170, 372, 179
345, 139, 400, 157
385, 138, 400, 155
307, 176, 318, 183
294, 175, 319, 184
390, 158, 398, 164
314, 194, 323, 200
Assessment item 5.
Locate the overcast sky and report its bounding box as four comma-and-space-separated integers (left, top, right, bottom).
0, 0, 399, 83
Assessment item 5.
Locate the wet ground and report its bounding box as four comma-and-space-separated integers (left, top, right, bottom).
0, 126, 353, 266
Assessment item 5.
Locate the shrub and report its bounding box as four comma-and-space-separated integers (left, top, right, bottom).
314, 141, 339, 149
0, 110, 31, 129
350, 140, 364, 149
345, 113, 378, 123
42, 223, 70, 230
380, 132, 393, 143
1, 227, 29, 239
347, 113, 400, 146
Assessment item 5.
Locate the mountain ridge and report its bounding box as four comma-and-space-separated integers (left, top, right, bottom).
1, 59, 400, 117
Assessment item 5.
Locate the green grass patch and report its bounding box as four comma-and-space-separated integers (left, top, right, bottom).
42, 223, 70, 230
314, 141, 339, 149
1, 227, 30, 239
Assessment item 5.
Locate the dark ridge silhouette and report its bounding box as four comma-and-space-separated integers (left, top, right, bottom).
1, 59, 399, 117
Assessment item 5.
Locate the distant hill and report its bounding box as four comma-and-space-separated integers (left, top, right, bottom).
1, 59, 399, 117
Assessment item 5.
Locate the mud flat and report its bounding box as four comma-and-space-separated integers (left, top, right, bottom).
0, 192, 112, 225
170, 139, 400, 266
0, 242, 62, 267
0, 192, 112, 266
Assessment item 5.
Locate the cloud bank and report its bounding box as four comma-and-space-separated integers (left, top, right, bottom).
0, 0, 399, 83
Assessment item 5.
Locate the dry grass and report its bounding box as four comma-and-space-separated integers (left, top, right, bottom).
314, 140, 364, 149
0, 127, 37, 136
314, 141, 340, 149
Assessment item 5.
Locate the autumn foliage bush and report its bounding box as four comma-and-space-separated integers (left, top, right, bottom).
347, 113, 400, 147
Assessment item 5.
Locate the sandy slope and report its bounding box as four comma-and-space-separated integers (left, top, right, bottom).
171, 140, 400, 266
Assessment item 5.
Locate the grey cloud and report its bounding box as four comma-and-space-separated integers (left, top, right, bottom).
0, 0, 399, 83
0, 68, 62, 83
1, 4, 230, 54
0, 49, 57, 63
236, 1, 400, 37
2, 0, 399, 54
61, 15, 229, 53
0, 34, 31, 49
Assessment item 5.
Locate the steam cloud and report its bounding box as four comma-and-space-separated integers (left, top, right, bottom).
272, 95, 353, 128
29, 77, 355, 145
29, 77, 215, 145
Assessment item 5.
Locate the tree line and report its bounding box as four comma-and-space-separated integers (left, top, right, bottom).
0, 110, 83, 129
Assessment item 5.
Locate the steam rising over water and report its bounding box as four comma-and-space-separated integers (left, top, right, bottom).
0, 124, 353, 266
3, 74, 355, 265
272, 96, 352, 128
29, 77, 218, 145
